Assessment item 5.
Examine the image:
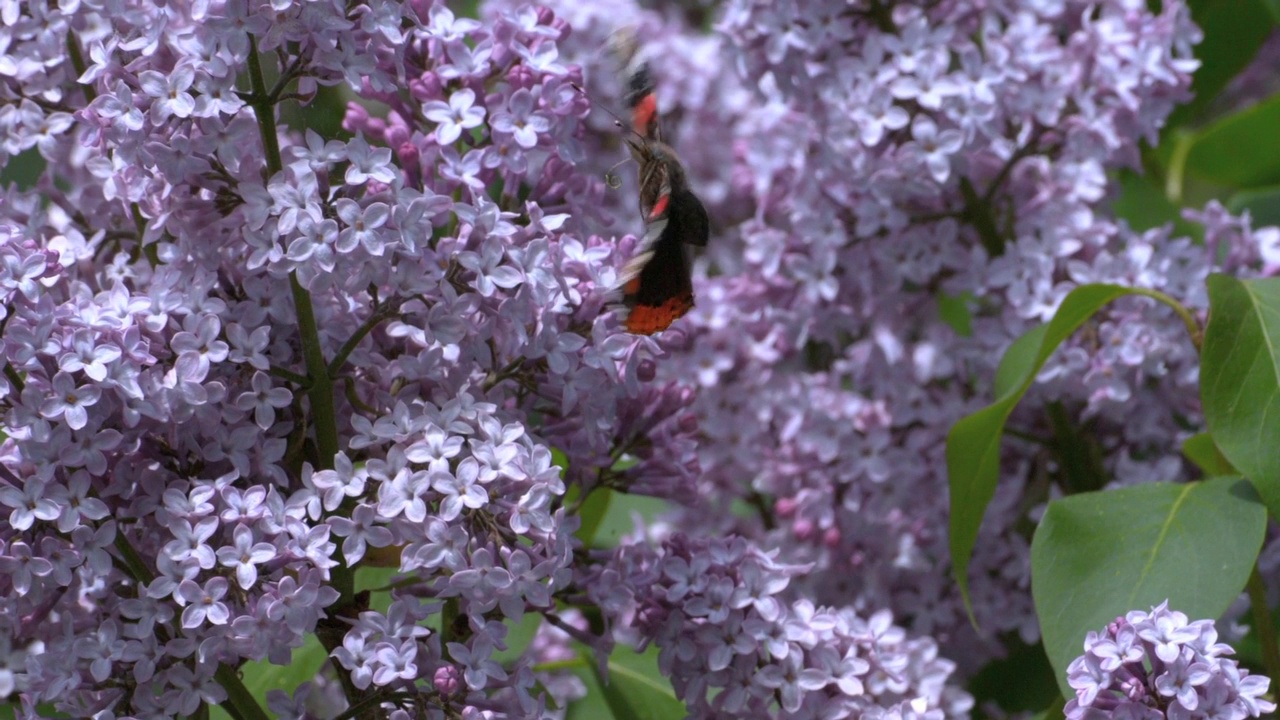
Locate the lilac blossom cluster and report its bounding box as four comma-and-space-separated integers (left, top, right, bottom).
497, 0, 1280, 671
1066, 602, 1274, 720
0, 0, 722, 717
583, 534, 972, 719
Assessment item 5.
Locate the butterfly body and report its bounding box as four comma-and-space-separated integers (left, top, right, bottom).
605, 31, 709, 335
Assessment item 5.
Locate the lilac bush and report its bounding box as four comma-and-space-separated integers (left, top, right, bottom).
1, 0, 1277, 718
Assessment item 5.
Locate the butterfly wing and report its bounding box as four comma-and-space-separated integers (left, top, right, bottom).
605, 28, 709, 334
619, 219, 694, 335
609, 28, 661, 141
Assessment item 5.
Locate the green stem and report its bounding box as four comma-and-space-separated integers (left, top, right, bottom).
246, 33, 352, 603
268, 364, 311, 387
1003, 426, 1051, 446
129, 203, 158, 267
4, 364, 24, 394
328, 303, 396, 376
442, 597, 461, 646
66, 33, 95, 102
1165, 130, 1193, 206
289, 275, 340, 461
531, 658, 584, 673
246, 39, 283, 176
1247, 565, 1280, 687
959, 177, 1004, 257
113, 530, 155, 585
330, 690, 418, 720
1131, 287, 1203, 351
246, 35, 338, 466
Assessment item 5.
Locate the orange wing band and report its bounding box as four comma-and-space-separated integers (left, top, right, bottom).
648, 193, 670, 221
624, 294, 694, 334
632, 94, 658, 137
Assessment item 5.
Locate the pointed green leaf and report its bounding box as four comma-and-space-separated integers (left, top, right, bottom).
1202, 275, 1280, 516
938, 292, 974, 337
993, 324, 1048, 400
210, 636, 327, 720
1184, 92, 1280, 188
1227, 185, 1280, 227
576, 487, 613, 546
1268, 0, 1280, 24
1111, 170, 1182, 232
1167, 0, 1275, 128
949, 284, 1189, 615
581, 646, 687, 720
567, 662, 617, 720
967, 638, 1060, 714
0, 148, 45, 190
551, 447, 570, 471
1032, 477, 1265, 697
1181, 432, 1236, 477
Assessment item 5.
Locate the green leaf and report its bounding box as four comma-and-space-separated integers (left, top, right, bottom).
209, 636, 329, 720
1184, 92, 1280, 188
938, 292, 974, 337
1202, 275, 1280, 516
966, 638, 1060, 715
1181, 432, 1236, 477
551, 447, 570, 472
948, 284, 1142, 616
567, 663, 617, 720
0, 148, 45, 190
1032, 477, 1266, 698
576, 487, 613, 546
356, 565, 403, 615
1228, 185, 1280, 228
581, 646, 687, 720
495, 613, 545, 663
591, 494, 671, 548
1110, 169, 1182, 232
1267, 0, 1280, 24
1167, 0, 1276, 128
1027, 696, 1066, 720
993, 324, 1047, 400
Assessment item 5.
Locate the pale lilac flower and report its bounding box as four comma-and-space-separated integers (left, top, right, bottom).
58, 329, 122, 382
490, 89, 551, 149
431, 457, 489, 521
334, 199, 392, 255
0, 479, 61, 531
40, 372, 102, 430
235, 370, 293, 430
176, 577, 231, 627
423, 88, 486, 146
138, 65, 196, 123
344, 134, 398, 186
217, 524, 278, 590
328, 503, 394, 564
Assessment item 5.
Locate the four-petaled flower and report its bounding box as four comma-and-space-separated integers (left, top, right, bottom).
423, 88, 487, 146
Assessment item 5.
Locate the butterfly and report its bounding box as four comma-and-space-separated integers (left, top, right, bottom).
604, 30, 710, 335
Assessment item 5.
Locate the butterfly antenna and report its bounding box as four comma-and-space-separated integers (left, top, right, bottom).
570, 82, 641, 138
568, 82, 645, 189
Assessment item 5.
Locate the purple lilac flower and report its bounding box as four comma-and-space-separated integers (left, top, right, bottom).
1065, 602, 1274, 720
